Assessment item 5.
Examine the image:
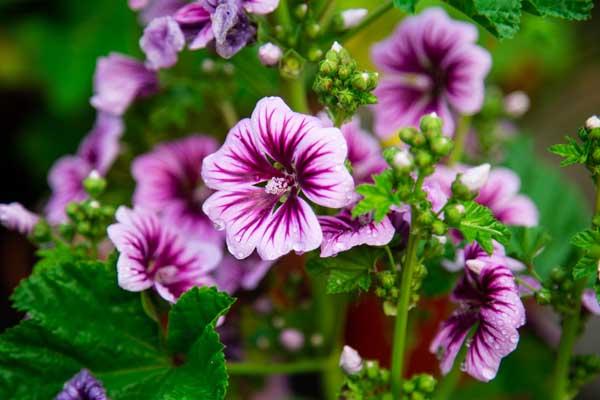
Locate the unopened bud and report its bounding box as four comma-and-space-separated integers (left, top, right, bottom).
399, 127, 418, 144
83, 170, 107, 198
306, 22, 321, 38
393, 149, 413, 170
201, 59, 215, 73
330, 41, 343, 53
319, 59, 338, 76
445, 204, 465, 225
280, 329, 304, 351
430, 136, 453, 156
307, 47, 323, 62
258, 42, 282, 66
459, 164, 490, 193
351, 72, 369, 90
431, 220, 447, 236
433, 234, 447, 244
535, 288, 552, 305
338, 65, 352, 80
504, 91, 530, 118
339, 8, 368, 29
294, 3, 308, 19
586, 115, 600, 130
414, 150, 433, 168
339, 345, 363, 375
419, 112, 443, 134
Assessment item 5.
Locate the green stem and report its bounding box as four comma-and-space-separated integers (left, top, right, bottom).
595, 175, 600, 213
390, 217, 420, 399
552, 279, 585, 400
341, 1, 395, 42
227, 359, 328, 375
274, 0, 292, 29
281, 75, 309, 113
385, 245, 397, 270
218, 99, 238, 129
448, 115, 471, 166
317, 0, 337, 27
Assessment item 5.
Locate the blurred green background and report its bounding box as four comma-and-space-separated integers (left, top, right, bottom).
1, 0, 600, 398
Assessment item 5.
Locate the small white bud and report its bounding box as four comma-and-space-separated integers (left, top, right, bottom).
456, 204, 465, 214
258, 42, 283, 66
331, 41, 343, 52
393, 149, 413, 169
460, 164, 490, 193
433, 235, 447, 245
201, 59, 215, 73
90, 200, 101, 209
88, 170, 101, 180
504, 91, 530, 118
340, 8, 368, 29
339, 345, 363, 375
586, 115, 600, 130
429, 111, 439, 118
280, 329, 304, 351
466, 259, 486, 275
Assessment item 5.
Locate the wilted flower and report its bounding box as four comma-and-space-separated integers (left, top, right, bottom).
56, 369, 107, 400
132, 135, 222, 244
91, 53, 158, 116
46, 113, 123, 223
0, 203, 39, 235
258, 42, 283, 66
371, 8, 491, 138
430, 263, 525, 382
339, 345, 363, 375
213, 254, 273, 294
319, 210, 394, 257
280, 328, 304, 351
202, 97, 354, 260
107, 206, 221, 302
140, 16, 185, 70
339, 9, 368, 29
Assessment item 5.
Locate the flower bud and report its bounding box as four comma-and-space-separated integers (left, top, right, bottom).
280, 50, 305, 79
430, 136, 453, 156
504, 91, 530, 118
319, 59, 338, 76
294, 3, 308, 19
83, 170, 107, 198
398, 127, 418, 144
414, 150, 433, 168
339, 345, 363, 375
417, 374, 436, 392
393, 149, 413, 170
445, 204, 465, 225
535, 288, 552, 305
459, 164, 490, 193
32, 220, 52, 243
330, 41, 343, 53
419, 112, 443, 134
307, 47, 323, 62
431, 220, 447, 236
258, 42, 282, 66
586, 115, 600, 130
433, 234, 447, 244
279, 329, 304, 351
339, 8, 368, 29
306, 22, 321, 38
338, 65, 352, 80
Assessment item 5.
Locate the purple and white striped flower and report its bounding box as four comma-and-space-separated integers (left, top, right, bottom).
56, 369, 107, 400
132, 135, 222, 245
91, 53, 158, 116
430, 263, 525, 382
46, 113, 124, 223
213, 254, 273, 294
0, 203, 39, 235
319, 210, 394, 257
140, 16, 185, 70
107, 206, 222, 302
202, 97, 355, 261
132, 0, 187, 25
371, 8, 491, 138
444, 240, 524, 273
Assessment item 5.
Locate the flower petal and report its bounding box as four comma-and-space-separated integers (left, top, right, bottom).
77, 112, 124, 174
258, 195, 322, 260
243, 0, 279, 14
140, 16, 185, 70
430, 310, 478, 374
46, 156, 91, 223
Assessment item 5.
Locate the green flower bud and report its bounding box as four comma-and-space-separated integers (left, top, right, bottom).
375, 287, 386, 298
451, 178, 474, 201
560, 279, 574, 292
380, 369, 390, 383
319, 59, 338, 76
431, 220, 447, 236
366, 361, 379, 379
314, 76, 334, 93
411, 392, 425, 400
280, 50, 305, 79
351, 73, 369, 91
589, 128, 600, 140
338, 65, 353, 80
78, 221, 92, 235
430, 136, 453, 156
307, 47, 323, 62
417, 210, 434, 226
414, 150, 433, 168
444, 204, 465, 226
593, 147, 600, 162
403, 381, 416, 393
294, 3, 308, 19
389, 287, 399, 298
535, 288, 552, 305
550, 267, 566, 284
419, 112, 443, 135
417, 374, 436, 392
380, 271, 396, 289
83, 171, 107, 198
306, 22, 321, 39
338, 89, 354, 106
399, 127, 418, 144
274, 25, 286, 40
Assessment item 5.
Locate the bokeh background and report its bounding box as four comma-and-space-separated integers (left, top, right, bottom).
1, 0, 600, 398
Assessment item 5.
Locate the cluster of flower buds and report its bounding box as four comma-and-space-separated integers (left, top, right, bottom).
573, 115, 600, 175
339, 349, 393, 400
401, 374, 437, 400
535, 266, 580, 315
569, 354, 600, 395
61, 172, 115, 244
375, 264, 427, 315
313, 42, 378, 126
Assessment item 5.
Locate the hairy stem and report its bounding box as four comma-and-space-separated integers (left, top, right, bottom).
341, 1, 395, 42
227, 359, 328, 375
448, 115, 471, 165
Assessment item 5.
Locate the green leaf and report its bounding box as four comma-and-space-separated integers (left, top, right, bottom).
548, 137, 586, 166
447, 0, 522, 39
456, 201, 511, 253
0, 254, 233, 399
524, 0, 594, 20
572, 254, 597, 280
570, 229, 600, 250
306, 246, 384, 294
393, 0, 419, 13
506, 226, 551, 265
353, 170, 399, 222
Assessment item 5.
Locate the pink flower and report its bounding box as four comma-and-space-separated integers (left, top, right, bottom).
132, 135, 222, 245
56, 369, 107, 400
202, 97, 355, 260
279, 328, 304, 351
90, 53, 158, 116
0, 203, 39, 235
107, 206, 221, 302
339, 345, 363, 375
258, 42, 283, 66
131, 0, 187, 25
371, 8, 491, 138
430, 264, 525, 382
140, 16, 185, 70
443, 241, 524, 273
213, 254, 273, 294
46, 113, 123, 223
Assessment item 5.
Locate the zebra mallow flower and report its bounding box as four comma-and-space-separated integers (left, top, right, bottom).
46, 113, 124, 223
173, 0, 278, 59
91, 53, 158, 116
132, 135, 222, 245
0, 203, 39, 235
107, 206, 222, 302
443, 240, 524, 273
213, 254, 273, 294
202, 96, 355, 261
140, 16, 185, 70
430, 263, 525, 382
371, 7, 491, 139
55, 369, 107, 400
131, 0, 187, 25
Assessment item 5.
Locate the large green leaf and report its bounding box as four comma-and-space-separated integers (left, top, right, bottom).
446, 0, 522, 39
523, 0, 594, 20
455, 201, 511, 253
503, 137, 590, 278
0, 255, 233, 399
